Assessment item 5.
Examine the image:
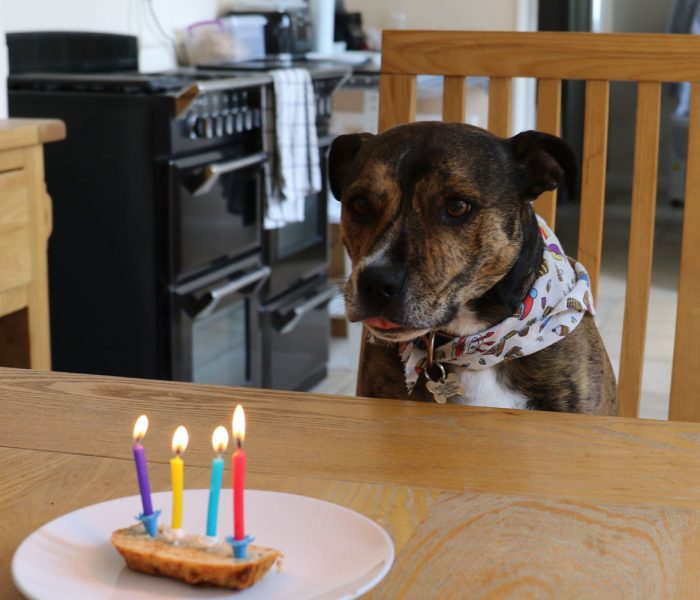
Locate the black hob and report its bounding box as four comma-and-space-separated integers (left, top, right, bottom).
9, 70, 272, 157
8, 71, 200, 94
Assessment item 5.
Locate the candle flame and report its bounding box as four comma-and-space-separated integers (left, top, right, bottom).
133, 415, 148, 440
172, 425, 189, 454
232, 405, 245, 444
212, 425, 229, 453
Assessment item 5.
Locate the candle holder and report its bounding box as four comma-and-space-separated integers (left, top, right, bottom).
136, 509, 161, 538
226, 534, 254, 559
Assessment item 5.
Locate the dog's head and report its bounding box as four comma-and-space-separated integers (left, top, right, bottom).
328, 121, 575, 342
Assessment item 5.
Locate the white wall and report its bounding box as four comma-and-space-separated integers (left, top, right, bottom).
344, 0, 524, 33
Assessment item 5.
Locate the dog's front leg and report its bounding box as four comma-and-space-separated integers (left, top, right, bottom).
357, 333, 416, 400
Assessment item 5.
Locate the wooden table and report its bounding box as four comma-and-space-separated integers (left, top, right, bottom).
3, 367, 700, 598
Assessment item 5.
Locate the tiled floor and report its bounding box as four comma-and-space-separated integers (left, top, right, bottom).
313, 198, 683, 420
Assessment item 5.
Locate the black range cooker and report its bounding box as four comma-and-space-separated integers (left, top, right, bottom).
9, 68, 272, 387
7, 32, 348, 392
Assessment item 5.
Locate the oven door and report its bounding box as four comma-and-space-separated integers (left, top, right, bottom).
165, 148, 268, 282
170, 255, 270, 387
263, 135, 333, 300
261, 276, 336, 391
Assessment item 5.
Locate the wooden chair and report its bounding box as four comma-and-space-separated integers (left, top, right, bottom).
364, 30, 700, 421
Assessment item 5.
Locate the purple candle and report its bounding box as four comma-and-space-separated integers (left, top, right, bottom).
133, 415, 154, 516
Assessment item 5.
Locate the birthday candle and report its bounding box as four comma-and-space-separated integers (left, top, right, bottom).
232, 405, 246, 540
132, 415, 154, 516
170, 425, 188, 529
206, 426, 229, 537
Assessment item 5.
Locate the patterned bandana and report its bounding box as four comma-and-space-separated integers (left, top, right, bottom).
398, 215, 595, 396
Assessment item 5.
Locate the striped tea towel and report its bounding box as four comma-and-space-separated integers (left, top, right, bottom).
264, 68, 322, 229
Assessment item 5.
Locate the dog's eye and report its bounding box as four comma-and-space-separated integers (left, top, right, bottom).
350, 197, 370, 215
446, 198, 471, 218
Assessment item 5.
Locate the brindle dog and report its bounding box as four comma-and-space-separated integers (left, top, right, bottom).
328, 122, 616, 415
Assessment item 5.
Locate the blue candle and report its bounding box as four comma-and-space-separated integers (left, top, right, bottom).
207, 426, 229, 537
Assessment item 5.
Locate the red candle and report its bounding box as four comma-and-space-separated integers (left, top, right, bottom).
232, 405, 246, 540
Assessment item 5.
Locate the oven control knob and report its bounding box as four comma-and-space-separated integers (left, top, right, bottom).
203, 117, 215, 138
193, 116, 208, 138
214, 115, 224, 137
185, 114, 198, 139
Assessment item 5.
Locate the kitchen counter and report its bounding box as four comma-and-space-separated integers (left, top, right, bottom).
0, 118, 65, 370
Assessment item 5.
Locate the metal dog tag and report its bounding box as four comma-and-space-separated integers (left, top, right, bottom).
425, 371, 466, 404
422, 332, 466, 403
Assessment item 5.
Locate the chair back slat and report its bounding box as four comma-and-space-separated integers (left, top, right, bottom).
617, 81, 661, 418
669, 82, 700, 422
487, 77, 512, 137
381, 30, 700, 82
577, 80, 610, 303
379, 73, 417, 132
443, 76, 466, 122
534, 78, 562, 228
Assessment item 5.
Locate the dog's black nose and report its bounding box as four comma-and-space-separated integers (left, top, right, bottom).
358, 265, 407, 308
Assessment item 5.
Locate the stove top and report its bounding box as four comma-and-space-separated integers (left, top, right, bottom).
9, 71, 192, 93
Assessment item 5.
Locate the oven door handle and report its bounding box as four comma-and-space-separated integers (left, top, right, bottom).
194, 266, 271, 319
194, 152, 269, 196
272, 284, 338, 335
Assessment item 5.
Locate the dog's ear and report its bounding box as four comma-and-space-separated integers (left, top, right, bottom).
328, 132, 374, 200
507, 131, 577, 200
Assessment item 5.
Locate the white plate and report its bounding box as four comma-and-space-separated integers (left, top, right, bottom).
13, 489, 394, 600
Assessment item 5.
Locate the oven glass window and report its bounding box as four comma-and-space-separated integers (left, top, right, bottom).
174, 161, 262, 279
192, 299, 248, 386
276, 192, 321, 259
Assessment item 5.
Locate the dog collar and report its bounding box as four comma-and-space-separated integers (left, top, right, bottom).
398, 215, 595, 400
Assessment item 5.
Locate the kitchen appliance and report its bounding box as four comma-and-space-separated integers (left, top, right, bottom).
199, 58, 349, 389
170, 254, 269, 386
226, 7, 314, 58
8, 33, 272, 387
334, 9, 369, 50
198, 60, 349, 299
260, 275, 336, 390
309, 0, 335, 55
7, 31, 138, 74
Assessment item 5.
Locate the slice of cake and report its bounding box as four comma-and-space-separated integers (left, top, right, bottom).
112, 525, 282, 590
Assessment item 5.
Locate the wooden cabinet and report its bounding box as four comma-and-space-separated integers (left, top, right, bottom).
0, 119, 65, 369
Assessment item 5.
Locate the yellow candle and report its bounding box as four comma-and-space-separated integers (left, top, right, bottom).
170, 425, 188, 529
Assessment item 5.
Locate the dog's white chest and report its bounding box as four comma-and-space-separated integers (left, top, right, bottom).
447, 366, 529, 409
